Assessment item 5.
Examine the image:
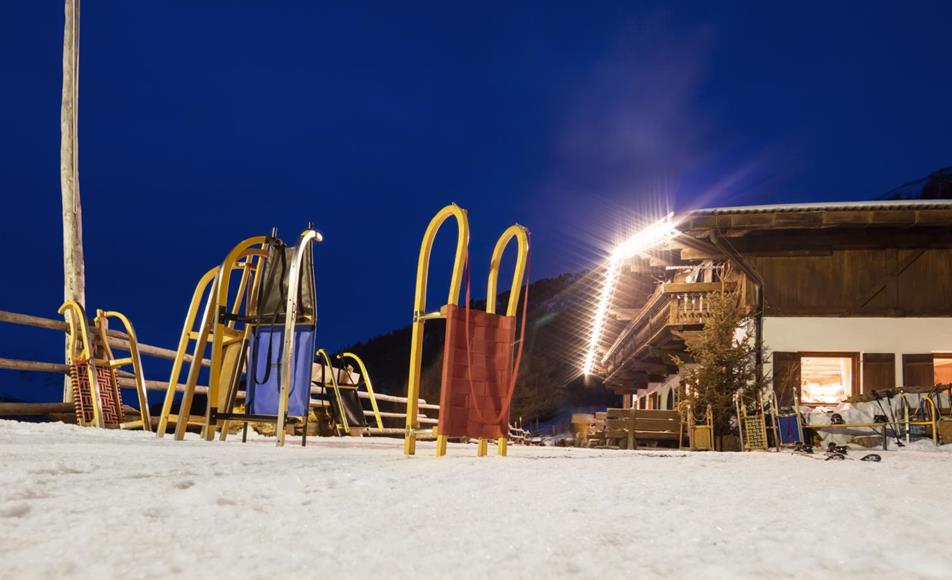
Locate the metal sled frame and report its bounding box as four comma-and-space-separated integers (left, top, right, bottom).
403, 204, 528, 457
155, 236, 271, 441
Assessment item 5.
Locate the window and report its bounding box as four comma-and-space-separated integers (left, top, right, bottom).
934, 356, 952, 385
902, 354, 952, 388
800, 354, 858, 405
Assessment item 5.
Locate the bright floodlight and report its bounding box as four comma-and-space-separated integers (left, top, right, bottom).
582, 213, 677, 375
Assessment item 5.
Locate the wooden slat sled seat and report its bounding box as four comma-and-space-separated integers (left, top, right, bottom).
602, 408, 686, 450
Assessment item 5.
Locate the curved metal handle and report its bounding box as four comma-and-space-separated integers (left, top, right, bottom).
486, 224, 529, 316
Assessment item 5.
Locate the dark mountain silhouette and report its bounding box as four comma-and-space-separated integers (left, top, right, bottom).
885, 166, 952, 199
334, 271, 616, 423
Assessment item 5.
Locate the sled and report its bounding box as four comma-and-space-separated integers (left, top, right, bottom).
679, 402, 714, 450
217, 228, 322, 447
311, 350, 384, 435
155, 233, 272, 441
155, 265, 223, 438
92, 309, 152, 430
897, 389, 940, 446
337, 352, 384, 431
403, 204, 530, 457
59, 301, 151, 430
156, 230, 317, 445
736, 390, 769, 451
772, 390, 804, 447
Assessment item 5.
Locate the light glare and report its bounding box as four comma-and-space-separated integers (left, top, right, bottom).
582, 213, 677, 375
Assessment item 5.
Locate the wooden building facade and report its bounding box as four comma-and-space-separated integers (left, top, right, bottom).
593, 201, 952, 409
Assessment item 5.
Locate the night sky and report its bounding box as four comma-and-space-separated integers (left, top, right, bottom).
2, 2, 950, 402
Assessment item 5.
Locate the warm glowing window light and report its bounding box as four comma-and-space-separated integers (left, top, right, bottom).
800, 356, 852, 405
583, 213, 678, 375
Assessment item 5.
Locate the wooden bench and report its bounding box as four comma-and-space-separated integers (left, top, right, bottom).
604, 408, 686, 449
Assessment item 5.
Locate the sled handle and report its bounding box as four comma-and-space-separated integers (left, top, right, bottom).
486, 224, 529, 317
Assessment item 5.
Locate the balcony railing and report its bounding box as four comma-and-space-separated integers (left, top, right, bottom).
601, 281, 737, 377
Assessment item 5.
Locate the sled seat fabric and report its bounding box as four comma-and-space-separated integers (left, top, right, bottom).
438, 304, 516, 440
247, 325, 317, 417
605, 408, 685, 449
778, 414, 803, 445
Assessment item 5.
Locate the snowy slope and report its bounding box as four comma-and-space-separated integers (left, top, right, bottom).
1, 421, 951, 579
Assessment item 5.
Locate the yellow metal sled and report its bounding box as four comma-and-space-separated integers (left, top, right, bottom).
736, 391, 769, 451
155, 236, 271, 441
59, 300, 151, 430
156, 229, 323, 447
403, 204, 529, 457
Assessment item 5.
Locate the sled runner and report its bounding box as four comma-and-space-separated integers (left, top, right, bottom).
403, 204, 530, 457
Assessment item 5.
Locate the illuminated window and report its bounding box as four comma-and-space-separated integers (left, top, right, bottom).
800, 355, 854, 405
935, 356, 952, 385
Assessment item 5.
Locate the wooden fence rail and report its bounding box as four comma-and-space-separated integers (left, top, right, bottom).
0, 309, 435, 432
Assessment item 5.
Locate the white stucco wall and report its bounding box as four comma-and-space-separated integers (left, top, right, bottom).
639, 317, 952, 405
763, 317, 952, 388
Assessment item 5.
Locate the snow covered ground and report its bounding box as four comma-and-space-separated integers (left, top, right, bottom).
2, 421, 952, 579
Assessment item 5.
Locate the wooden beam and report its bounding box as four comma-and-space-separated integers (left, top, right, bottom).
629, 360, 674, 375
610, 308, 643, 321
663, 281, 735, 294
0, 310, 211, 368
0, 402, 137, 417
0, 310, 68, 332
0, 358, 69, 374
0, 402, 74, 416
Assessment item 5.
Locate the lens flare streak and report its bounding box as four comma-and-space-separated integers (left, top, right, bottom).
582, 213, 677, 375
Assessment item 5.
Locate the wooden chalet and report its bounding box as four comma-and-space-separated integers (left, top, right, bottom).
591, 200, 952, 410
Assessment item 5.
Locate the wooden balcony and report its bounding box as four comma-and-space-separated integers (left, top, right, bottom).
601, 281, 737, 384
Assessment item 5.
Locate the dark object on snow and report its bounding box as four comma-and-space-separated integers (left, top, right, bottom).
873, 414, 888, 424
825, 453, 846, 461
827, 442, 848, 455
329, 385, 368, 430
861, 453, 882, 462
794, 442, 813, 454
830, 413, 845, 425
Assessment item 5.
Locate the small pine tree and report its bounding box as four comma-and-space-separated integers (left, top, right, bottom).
675, 290, 768, 439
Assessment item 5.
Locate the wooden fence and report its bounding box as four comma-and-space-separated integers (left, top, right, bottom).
0, 309, 435, 436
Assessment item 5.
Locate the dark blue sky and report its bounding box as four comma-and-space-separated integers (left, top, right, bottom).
1, 2, 950, 401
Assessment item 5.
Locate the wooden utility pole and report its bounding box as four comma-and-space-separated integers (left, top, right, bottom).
60, 0, 85, 402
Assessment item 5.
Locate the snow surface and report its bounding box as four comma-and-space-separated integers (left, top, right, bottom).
2, 421, 952, 579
